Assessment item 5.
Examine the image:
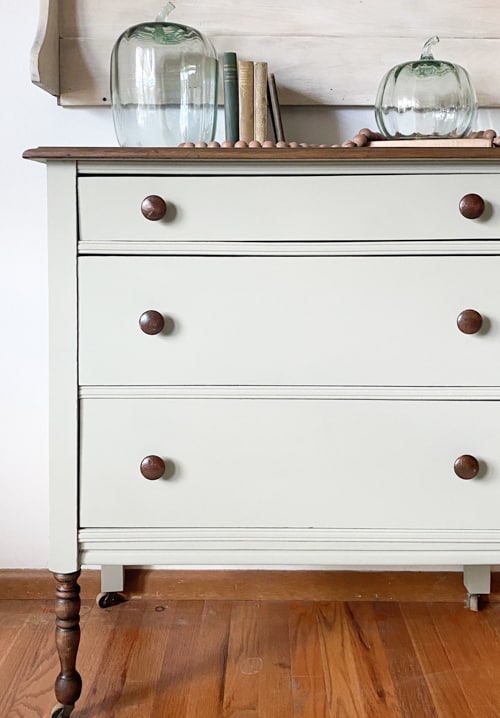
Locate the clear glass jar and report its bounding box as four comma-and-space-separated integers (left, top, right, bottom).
111, 3, 218, 147
375, 36, 477, 139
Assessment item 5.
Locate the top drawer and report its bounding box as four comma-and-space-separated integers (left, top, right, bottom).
78, 174, 500, 243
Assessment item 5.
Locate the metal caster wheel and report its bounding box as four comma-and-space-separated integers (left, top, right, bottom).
50, 704, 70, 718
96, 591, 127, 608
465, 593, 480, 612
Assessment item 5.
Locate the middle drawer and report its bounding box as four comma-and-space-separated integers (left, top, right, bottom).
79, 256, 500, 386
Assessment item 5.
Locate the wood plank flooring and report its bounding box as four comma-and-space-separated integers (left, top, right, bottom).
1, 598, 500, 718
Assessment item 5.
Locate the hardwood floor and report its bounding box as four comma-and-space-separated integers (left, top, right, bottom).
1, 598, 500, 717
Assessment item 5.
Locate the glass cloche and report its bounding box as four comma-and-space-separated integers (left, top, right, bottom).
111, 3, 218, 147
374, 36, 477, 139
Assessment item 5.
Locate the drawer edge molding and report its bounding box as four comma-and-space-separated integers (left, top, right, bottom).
78, 240, 500, 256
78, 528, 500, 567
79, 385, 500, 400
79, 527, 500, 544
75, 160, 500, 177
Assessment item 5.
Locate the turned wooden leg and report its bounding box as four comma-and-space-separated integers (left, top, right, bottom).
52, 571, 82, 717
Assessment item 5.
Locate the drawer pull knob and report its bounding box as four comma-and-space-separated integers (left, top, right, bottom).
139, 310, 165, 335
140, 455, 166, 480
459, 193, 485, 219
454, 454, 480, 480
141, 195, 167, 221
457, 309, 483, 334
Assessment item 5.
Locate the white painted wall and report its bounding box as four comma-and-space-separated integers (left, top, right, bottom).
1, 0, 114, 569
1, 0, 499, 568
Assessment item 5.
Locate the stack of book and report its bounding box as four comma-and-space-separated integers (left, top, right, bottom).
222, 52, 285, 144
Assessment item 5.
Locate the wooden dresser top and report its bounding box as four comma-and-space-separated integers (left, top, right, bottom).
23, 146, 500, 164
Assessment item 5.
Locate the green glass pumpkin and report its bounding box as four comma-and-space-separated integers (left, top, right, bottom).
111, 2, 218, 147
375, 36, 477, 139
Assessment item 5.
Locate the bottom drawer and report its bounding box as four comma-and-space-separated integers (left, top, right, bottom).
79, 398, 499, 530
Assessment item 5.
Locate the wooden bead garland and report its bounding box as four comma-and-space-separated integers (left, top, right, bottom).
180, 141, 345, 148
180, 128, 500, 149
345, 128, 500, 147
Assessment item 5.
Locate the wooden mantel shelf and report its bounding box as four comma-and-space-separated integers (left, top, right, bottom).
23, 146, 500, 164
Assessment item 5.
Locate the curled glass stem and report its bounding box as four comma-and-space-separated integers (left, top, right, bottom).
420, 35, 439, 60
156, 2, 175, 22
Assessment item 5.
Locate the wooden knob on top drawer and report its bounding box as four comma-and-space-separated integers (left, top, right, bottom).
459, 193, 485, 219
454, 454, 480, 480
141, 195, 167, 221
139, 310, 165, 335
456, 309, 483, 334
140, 455, 166, 480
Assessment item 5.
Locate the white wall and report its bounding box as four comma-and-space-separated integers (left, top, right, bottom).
0, 1, 111, 569
1, 0, 499, 568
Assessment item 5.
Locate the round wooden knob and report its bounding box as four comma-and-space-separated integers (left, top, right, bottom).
140, 455, 166, 480
459, 193, 485, 219
454, 454, 480, 480
141, 195, 167, 221
457, 309, 483, 334
139, 310, 165, 335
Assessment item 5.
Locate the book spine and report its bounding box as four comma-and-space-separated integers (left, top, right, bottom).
267, 72, 285, 143
253, 61, 268, 143
223, 52, 239, 143
238, 60, 254, 143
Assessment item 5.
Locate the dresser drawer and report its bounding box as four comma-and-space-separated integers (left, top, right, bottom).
79, 398, 499, 529
79, 256, 500, 386
78, 174, 500, 242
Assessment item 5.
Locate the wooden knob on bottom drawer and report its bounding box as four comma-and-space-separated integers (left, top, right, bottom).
139, 310, 165, 335
140, 455, 166, 480
454, 454, 480, 480
456, 309, 483, 334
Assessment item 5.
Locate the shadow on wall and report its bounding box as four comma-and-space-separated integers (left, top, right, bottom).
280, 105, 377, 145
